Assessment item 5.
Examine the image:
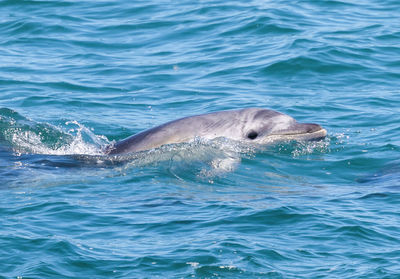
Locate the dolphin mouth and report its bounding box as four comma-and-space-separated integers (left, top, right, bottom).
288, 128, 327, 140
269, 123, 327, 141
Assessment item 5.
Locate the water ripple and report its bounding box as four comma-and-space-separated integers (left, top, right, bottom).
1, 0, 400, 278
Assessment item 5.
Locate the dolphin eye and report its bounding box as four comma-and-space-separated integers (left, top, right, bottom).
247, 131, 258, 140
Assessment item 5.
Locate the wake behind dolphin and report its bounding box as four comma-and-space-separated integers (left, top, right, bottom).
106, 108, 327, 155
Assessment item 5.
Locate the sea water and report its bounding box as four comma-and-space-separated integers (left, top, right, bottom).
0, 0, 399, 278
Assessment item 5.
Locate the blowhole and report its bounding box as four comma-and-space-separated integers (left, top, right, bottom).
247, 131, 258, 140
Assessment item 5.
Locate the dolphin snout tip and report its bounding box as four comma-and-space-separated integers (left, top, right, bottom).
300, 123, 327, 141
307, 124, 327, 140
305, 123, 324, 133
318, 128, 327, 138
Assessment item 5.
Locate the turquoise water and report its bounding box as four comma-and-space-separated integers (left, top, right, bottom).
1, 0, 400, 278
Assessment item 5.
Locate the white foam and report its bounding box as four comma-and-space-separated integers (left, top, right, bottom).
11, 121, 108, 156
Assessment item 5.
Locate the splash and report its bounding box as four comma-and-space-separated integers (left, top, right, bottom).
0, 108, 108, 156
87, 137, 254, 176
291, 136, 331, 157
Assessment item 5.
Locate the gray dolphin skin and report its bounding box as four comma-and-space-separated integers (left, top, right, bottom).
106, 108, 327, 155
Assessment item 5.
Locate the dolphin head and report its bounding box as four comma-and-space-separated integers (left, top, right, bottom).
106, 108, 327, 155
240, 108, 327, 144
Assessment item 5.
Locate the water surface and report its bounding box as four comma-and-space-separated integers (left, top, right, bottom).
1, 0, 400, 278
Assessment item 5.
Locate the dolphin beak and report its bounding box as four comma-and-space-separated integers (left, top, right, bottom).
272, 122, 327, 141
301, 123, 327, 140
304, 123, 325, 133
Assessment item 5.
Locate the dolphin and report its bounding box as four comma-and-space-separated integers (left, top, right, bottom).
106, 108, 327, 155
